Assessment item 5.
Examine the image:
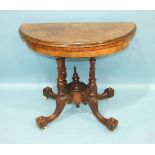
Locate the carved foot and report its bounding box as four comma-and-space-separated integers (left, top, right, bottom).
105, 117, 118, 130
43, 87, 57, 99
36, 95, 69, 129
98, 87, 114, 100
36, 116, 48, 129
88, 98, 118, 131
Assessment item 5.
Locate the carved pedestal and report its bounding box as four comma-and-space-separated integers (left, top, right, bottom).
36, 57, 118, 130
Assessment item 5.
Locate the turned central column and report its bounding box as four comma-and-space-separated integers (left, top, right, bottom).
57, 58, 67, 96
88, 57, 97, 97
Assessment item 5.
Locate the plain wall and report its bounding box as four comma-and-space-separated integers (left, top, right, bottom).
1, 11, 155, 144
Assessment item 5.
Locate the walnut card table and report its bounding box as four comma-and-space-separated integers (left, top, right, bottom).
19, 22, 136, 130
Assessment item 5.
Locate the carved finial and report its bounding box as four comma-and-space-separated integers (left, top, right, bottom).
74, 66, 76, 73
72, 66, 79, 89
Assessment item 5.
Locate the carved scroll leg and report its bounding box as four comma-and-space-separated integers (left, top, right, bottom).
43, 87, 57, 99
36, 96, 69, 129
98, 87, 114, 100
88, 98, 118, 130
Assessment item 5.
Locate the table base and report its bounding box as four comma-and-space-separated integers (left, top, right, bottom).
36, 57, 118, 131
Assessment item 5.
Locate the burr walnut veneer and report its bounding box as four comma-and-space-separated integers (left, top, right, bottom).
19, 22, 136, 130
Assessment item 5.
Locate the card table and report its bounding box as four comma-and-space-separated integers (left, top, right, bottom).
19, 22, 136, 130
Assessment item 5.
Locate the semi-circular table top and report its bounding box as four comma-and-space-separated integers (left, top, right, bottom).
19, 22, 136, 58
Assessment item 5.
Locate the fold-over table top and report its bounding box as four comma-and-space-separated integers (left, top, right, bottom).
19, 22, 136, 58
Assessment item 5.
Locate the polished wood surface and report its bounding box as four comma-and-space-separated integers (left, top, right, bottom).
36, 58, 118, 130
19, 22, 136, 58
19, 22, 136, 131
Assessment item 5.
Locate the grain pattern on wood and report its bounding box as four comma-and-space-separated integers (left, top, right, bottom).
19, 22, 136, 131
19, 22, 136, 58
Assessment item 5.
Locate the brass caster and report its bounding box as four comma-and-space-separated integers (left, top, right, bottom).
43, 96, 48, 100
43, 126, 47, 129
108, 98, 112, 101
